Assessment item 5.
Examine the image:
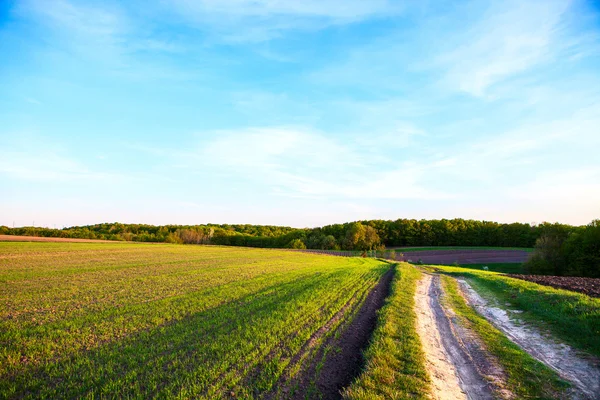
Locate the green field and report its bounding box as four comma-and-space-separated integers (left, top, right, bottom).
453, 262, 525, 274
0, 242, 389, 398
344, 264, 429, 399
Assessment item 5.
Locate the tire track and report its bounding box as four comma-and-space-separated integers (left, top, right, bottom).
416, 273, 497, 399
459, 279, 600, 399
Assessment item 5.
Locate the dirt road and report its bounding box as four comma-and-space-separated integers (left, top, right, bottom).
415, 274, 500, 399
460, 279, 600, 399
416, 270, 600, 399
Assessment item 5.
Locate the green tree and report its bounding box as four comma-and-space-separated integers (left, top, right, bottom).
287, 239, 306, 249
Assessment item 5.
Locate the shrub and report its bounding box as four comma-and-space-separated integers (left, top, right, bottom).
287, 239, 306, 249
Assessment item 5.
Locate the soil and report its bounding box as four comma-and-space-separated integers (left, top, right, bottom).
507, 274, 600, 298
398, 249, 530, 265
288, 266, 394, 399
414, 274, 466, 399
459, 279, 600, 399
427, 275, 497, 399
0, 235, 116, 243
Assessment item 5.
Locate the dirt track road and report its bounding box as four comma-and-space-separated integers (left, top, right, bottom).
460, 279, 600, 399
417, 271, 600, 400
415, 274, 498, 399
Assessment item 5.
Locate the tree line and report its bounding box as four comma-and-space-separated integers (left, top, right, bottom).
3, 218, 598, 277
0, 218, 582, 250
524, 219, 600, 278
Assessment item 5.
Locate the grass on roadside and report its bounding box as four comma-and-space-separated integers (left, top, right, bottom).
433, 265, 600, 358
343, 263, 430, 400
441, 275, 569, 399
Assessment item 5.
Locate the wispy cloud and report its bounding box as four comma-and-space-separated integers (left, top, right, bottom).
0, 150, 123, 183
194, 127, 451, 200
24, 97, 42, 105
2, 0, 599, 226
0, 134, 126, 183
437, 0, 575, 97
168, 0, 404, 42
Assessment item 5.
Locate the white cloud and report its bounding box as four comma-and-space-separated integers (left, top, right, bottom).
172, 0, 399, 19
0, 134, 126, 183
439, 0, 572, 97
196, 126, 449, 200
0, 151, 122, 183
168, 0, 404, 42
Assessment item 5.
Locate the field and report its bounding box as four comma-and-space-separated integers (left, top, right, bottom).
508, 274, 600, 298
398, 248, 531, 265
3, 241, 600, 399
393, 246, 534, 252
0, 234, 116, 243
454, 263, 525, 274
0, 242, 390, 398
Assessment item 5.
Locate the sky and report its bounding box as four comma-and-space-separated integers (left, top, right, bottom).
1, 0, 599, 228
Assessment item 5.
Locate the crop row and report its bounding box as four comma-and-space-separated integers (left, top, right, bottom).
0, 242, 388, 398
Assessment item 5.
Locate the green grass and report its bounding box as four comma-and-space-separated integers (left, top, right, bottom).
441, 275, 569, 399
343, 263, 430, 400
453, 262, 525, 274
0, 242, 389, 399
391, 246, 533, 252
432, 265, 600, 359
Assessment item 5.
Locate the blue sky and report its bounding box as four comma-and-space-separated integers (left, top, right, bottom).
1, 0, 599, 228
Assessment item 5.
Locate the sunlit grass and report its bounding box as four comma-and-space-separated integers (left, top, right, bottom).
343, 263, 430, 400
0, 242, 388, 398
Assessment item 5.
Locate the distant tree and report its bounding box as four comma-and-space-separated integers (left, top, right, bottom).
364, 226, 381, 251
388, 249, 396, 260
287, 239, 307, 249
562, 220, 600, 277
321, 235, 338, 250
524, 224, 570, 275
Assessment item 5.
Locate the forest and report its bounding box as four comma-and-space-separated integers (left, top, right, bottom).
525, 219, 600, 278
2, 218, 599, 277
0, 218, 582, 250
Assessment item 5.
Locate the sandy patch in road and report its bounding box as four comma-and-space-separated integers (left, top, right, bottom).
459, 279, 600, 399
415, 274, 466, 400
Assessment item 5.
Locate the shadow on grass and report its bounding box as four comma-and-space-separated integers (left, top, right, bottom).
5, 269, 355, 399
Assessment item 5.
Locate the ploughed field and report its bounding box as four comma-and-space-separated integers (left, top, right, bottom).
0, 242, 390, 399
508, 274, 600, 298
397, 248, 531, 265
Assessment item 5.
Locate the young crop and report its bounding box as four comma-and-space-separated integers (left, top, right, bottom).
0, 242, 389, 398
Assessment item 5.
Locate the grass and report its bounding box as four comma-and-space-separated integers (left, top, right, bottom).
432, 265, 600, 359
391, 246, 533, 252
441, 275, 569, 399
452, 262, 525, 274
0, 241, 389, 399
343, 263, 430, 400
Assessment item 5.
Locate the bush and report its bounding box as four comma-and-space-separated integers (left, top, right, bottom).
287, 239, 306, 249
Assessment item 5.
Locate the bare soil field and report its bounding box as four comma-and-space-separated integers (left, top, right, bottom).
297, 268, 394, 399
0, 234, 116, 243
508, 274, 600, 298
399, 249, 530, 265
